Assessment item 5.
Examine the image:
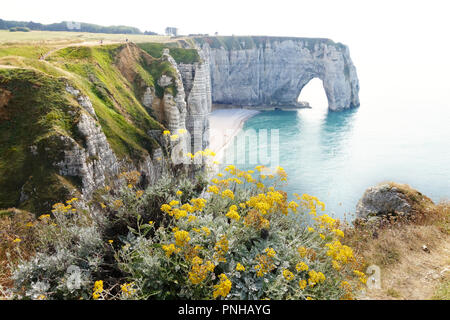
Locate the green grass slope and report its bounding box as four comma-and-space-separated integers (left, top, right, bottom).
0, 41, 199, 213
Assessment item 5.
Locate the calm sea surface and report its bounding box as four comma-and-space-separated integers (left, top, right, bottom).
222, 80, 450, 220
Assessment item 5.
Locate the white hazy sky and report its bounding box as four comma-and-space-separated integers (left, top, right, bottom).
3, 0, 450, 104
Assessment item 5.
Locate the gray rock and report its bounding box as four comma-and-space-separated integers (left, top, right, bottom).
356, 183, 433, 219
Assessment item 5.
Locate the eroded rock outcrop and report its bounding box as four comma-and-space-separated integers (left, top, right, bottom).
356, 183, 434, 220
177, 48, 212, 152
196, 37, 360, 111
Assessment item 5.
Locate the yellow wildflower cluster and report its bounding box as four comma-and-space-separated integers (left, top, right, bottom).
308, 270, 326, 287
191, 198, 207, 211
299, 280, 307, 290
213, 235, 229, 263
353, 270, 367, 284
207, 185, 219, 194
188, 256, 215, 285
225, 205, 240, 221
254, 252, 275, 277
236, 263, 246, 272
245, 190, 286, 215
174, 230, 191, 247
275, 166, 288, 182
162, 243, 181, 257
243, 210, 270, 230
92, 280, 103, 300
294, 193, 326, 216
325, 240, 354, 264
51, 202, 74, 214
221, 189, 235, 200
283, 269, 295, 281
264, 247, 276, 258
296, 262, 309, 272
213, 274, 232, 299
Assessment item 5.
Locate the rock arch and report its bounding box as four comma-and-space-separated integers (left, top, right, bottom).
199, 37, 360, 111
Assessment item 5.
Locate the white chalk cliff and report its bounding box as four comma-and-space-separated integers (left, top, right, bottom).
195, 37, 360, 111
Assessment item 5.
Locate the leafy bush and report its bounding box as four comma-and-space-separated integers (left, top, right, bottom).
6, 156, 366, 300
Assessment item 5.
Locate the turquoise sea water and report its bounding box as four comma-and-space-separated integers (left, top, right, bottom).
222, 85, 450, 220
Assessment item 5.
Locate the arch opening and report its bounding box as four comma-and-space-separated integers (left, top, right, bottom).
297, 78, 329, 111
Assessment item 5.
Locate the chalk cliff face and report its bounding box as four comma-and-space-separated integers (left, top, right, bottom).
177, 48, 212, 152
196, 37, 360, 111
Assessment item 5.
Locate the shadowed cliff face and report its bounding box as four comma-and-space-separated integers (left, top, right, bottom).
196, 37, 360, 111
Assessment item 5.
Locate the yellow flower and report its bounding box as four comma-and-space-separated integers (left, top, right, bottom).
176, 190, 183, 196
136, 190, 144, 199
163, 130, 171, 136
213, 274, 232, 299
148, 221, 154, 226
189, 258, 215, 285
207, 185, 219, 194
236, 263, 246, 272
170, 134, 180, 141
162, 243, 181, 257
214, 236, 229, 262
296, 262, 309, 272
226, 207, 240, 221
201, 227, 211, 236
297, 246, 307, 258
174, 230, 190, 247
177, 128, 187, 135
92, 280, 103, 300
100, 203, 107, 209
108, 240, 114, 244
169, 200, 179, 207
187, 215, 197, 222
282, 269, 295, 281
332, 229, 345, 238
25, 222, 34, 228
332, 260, 341, 271
221, 189, 235, 200
13, 238, 21, 243
161, 204, 172, 214
264, 247, 276, 258
299, 280, 307, 290
39, 214, 51, 220
288, 201, 299, 212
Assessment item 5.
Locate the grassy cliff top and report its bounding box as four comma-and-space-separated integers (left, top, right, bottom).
193, 35, 345, 51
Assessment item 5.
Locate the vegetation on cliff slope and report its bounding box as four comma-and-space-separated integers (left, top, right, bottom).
0, 41, 201, 211
0, 69, 82, 212
1, 161, 367, 300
